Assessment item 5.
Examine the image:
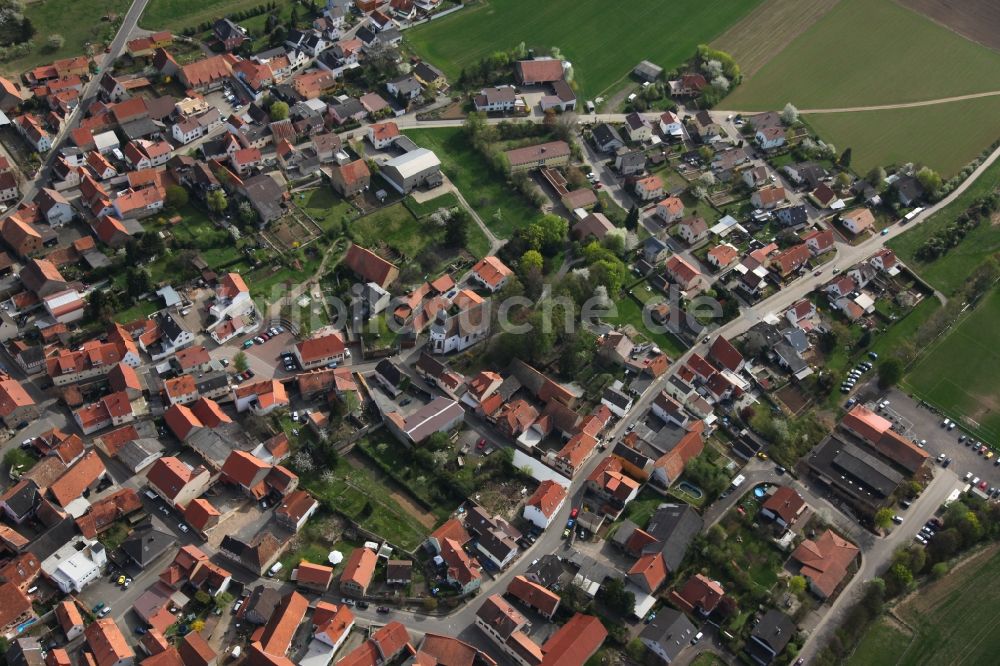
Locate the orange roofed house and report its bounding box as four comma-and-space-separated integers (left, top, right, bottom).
340, 546, 377, 598
294, 331, 346, 370
471, 255, 513, 293
840, 404, 929, 473
342, 243, 398, 288
522, 479, 567, 529
790, 529, 859, 599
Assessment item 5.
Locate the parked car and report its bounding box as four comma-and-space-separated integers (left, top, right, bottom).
892, 515, 903, 524
377, 606, 391, 614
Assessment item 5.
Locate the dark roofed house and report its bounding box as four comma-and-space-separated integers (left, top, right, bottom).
122, 528, 175, 569
747, 609, 796, 665
240, 174, 285, 225
640, 608, 696, 663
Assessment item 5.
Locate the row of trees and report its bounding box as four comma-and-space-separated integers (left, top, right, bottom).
915, 191, 999, 261
816, 496, 1000, 664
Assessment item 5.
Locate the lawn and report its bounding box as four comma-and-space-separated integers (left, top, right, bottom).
0, 0, 131, 76
903, 288, 1000, 442
725, 0, 1000, 110
890, 157, 1000, 295
621, 487, 667, 528
304, 457, 430, 552
113, 298, 160, 324
405, 0, 765, 101
602, 295, 687, 359
803, 95, 1000, 179
351, 200, 489, 264
297, 188, 355, 235
404, 192, 460, 218
403, 127, 543, 238
141, 0, 285, 32
847, 546, 1000, 666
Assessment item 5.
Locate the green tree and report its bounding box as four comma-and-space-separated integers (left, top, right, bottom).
788, 575, 807, 596
530, 214, 568, 255
624, 205, 639, 231
916, 166, 942, 195
207, 189, 228, 215
598, 578, 635, 616
233, 351, 249, 373
165, 185, 189, 209
519, 250, 543, 274
270, 100, 289, 120
878, 358, 903, 388
874, 507, 894, 530
87, 289, 110, 319
445, 211, 469, 247
238, 200, 258, 226
140, 230, 164, 258
46, 33, 64, 51
839, 147, 852, 168
125, 268, 153, 300
931, 562, 949, 579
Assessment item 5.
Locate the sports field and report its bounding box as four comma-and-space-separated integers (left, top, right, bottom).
405, 0, 765, 101
724, 0, 1000, 110
904, 288, 1000, 442
804, 95, 1000, 179
847, 545, 1000, 665
890, 157, 1000, 295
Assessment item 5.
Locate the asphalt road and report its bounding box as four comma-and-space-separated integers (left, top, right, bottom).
20, 0, 151, 204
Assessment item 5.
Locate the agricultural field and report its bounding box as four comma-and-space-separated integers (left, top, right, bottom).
890, 157, 1000, 294
903, 288, 1000, 442
724, 0, 1000, 110
403, 127, 543, 238
899, 0, 1000, 52
847, 545, 1000, 666
405, 0, 765, 101
803, 95, 1000, 179
0, 0, 131, 75
711, 0, 842, 78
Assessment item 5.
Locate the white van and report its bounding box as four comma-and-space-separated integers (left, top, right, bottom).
231, 646, 242, 659
267, 562, 283, 577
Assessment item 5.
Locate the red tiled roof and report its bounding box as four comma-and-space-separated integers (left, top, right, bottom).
540, 613, 607, 666
296, 332, 346, 363
524, 480, 566, 519
341, 547, 377, 591
791, 529, 859, 598
508, 575, 560, 616
49, 451, 105, 507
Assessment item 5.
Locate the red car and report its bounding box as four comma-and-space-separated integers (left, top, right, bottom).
476, 438, 486, 450
980, 480, 989, 490
570, 507, 579, 519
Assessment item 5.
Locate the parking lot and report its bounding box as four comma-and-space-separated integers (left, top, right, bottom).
879, 388, 1000, 492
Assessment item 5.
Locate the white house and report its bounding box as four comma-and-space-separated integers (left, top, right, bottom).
522, 480, 567, 530
473, 86, 516, 113
756, 126, 786, 150
624, 112, 652, 142
659, 111, 683, 139
209, 272, 253, 321
41, 537, 107, 594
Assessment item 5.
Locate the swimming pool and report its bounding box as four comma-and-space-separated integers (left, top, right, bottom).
677, 481, 704, 499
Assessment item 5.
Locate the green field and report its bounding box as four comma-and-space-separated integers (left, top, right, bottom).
890, 157, 1000, 295
725, 0, 1000, 110
404, 127, 543, 238
0, 0, 131, 75
405, 0, 765, 101
142, 0, 280, 31
847, 547, 1000, 666
804, 96, 1000, 179
904, 289, 1000, 442
305, 457, 430, 551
